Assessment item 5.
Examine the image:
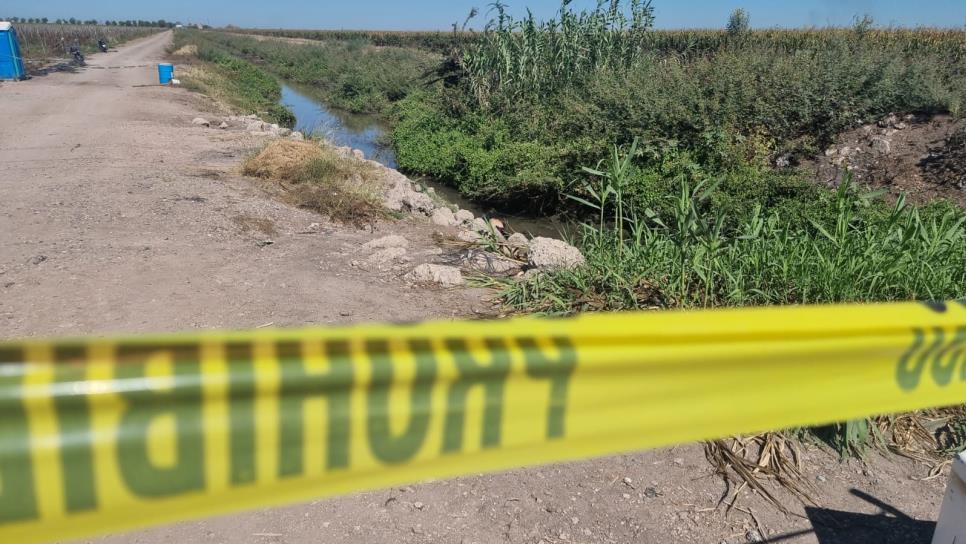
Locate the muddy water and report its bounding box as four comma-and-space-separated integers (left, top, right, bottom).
279, 83, 567, 238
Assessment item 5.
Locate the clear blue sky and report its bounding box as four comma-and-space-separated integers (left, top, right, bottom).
5, 0, 965, 30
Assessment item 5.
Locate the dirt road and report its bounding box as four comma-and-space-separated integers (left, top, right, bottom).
0, 33, 949, 544
0, 31, 485, 337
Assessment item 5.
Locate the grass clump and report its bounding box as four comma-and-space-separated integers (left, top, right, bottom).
242, 140, 386, 226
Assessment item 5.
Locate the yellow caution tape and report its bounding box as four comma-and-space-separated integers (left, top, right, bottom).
2, 300, 966, 542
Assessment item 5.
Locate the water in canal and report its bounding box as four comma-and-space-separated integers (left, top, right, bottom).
280, 83, 568, 238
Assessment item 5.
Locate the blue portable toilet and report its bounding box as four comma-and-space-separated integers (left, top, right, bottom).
0, 22, 27, 81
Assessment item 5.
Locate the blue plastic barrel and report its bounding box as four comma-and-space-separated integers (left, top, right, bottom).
158, 63, 174, 85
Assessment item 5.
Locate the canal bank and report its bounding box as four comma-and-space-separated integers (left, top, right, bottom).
279, 82, 568, 239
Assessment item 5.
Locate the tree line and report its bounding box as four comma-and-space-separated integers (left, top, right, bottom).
3, 17, 188, 28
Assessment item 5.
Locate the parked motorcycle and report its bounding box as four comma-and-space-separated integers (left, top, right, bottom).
98, 39, 108, 53
68, 44, 85, 66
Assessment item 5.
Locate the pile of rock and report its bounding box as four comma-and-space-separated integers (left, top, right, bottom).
193, 111, 586, 288
824, 113, 917, 165
348, 156, 586, 285
191, 114, 305, 141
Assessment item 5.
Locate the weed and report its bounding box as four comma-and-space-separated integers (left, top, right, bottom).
242, 140, 386, 226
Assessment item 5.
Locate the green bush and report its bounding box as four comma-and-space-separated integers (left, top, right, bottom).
391, 2, 965, 208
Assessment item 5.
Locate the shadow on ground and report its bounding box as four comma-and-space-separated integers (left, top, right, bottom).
762, 489, 936, 543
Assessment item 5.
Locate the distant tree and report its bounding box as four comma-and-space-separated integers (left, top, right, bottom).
853, 14, 875, 36
41, 17, 48, 23
727, 8, 750, 37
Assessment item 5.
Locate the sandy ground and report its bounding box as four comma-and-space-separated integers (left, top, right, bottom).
0, 32, 951, 544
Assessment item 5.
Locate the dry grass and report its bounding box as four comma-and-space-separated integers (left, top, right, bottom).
171, 44, 199, 57
705, 435, 816, 514
242, 140, 387, 226
175, 64, 236, 109
242, 140, 326, 179
705, 408, 966, 514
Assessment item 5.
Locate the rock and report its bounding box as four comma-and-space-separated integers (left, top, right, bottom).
218, 121, 229, 129
894, 121, 908, 130
28, 255, 47, 265
454, 209, 475, 225
456, 229, 482, 243
277, 128, 292, 137
460, 249, 522, 276
246, 120, 265, 132
470, 217, 490, 235
878, 113, 899, 128
816, 474, 827, 483
746, 530, 763, 543
363, 235, 409, 250
384, 176, 437, 215
366, 247, 408, 270
506, 232, 529, 251
289, 131, 305, 141
774, 154, 791, 168
527, 237, 584, 272
191, 117, 210, 127
431, 207, 459, 227
825, 147, 838, 157
352, 149, 365, 160
406, 264, 464, 287
403, 192, 437, 215
871, 137, 892, 154
413, 501, 424, 510
622, 477, 634, 487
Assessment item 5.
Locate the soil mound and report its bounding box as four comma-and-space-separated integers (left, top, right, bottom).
806, 114, 966, 204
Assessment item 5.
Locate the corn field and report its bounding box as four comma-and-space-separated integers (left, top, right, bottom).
226, 28, 468, 54
16, 23, 158, 64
